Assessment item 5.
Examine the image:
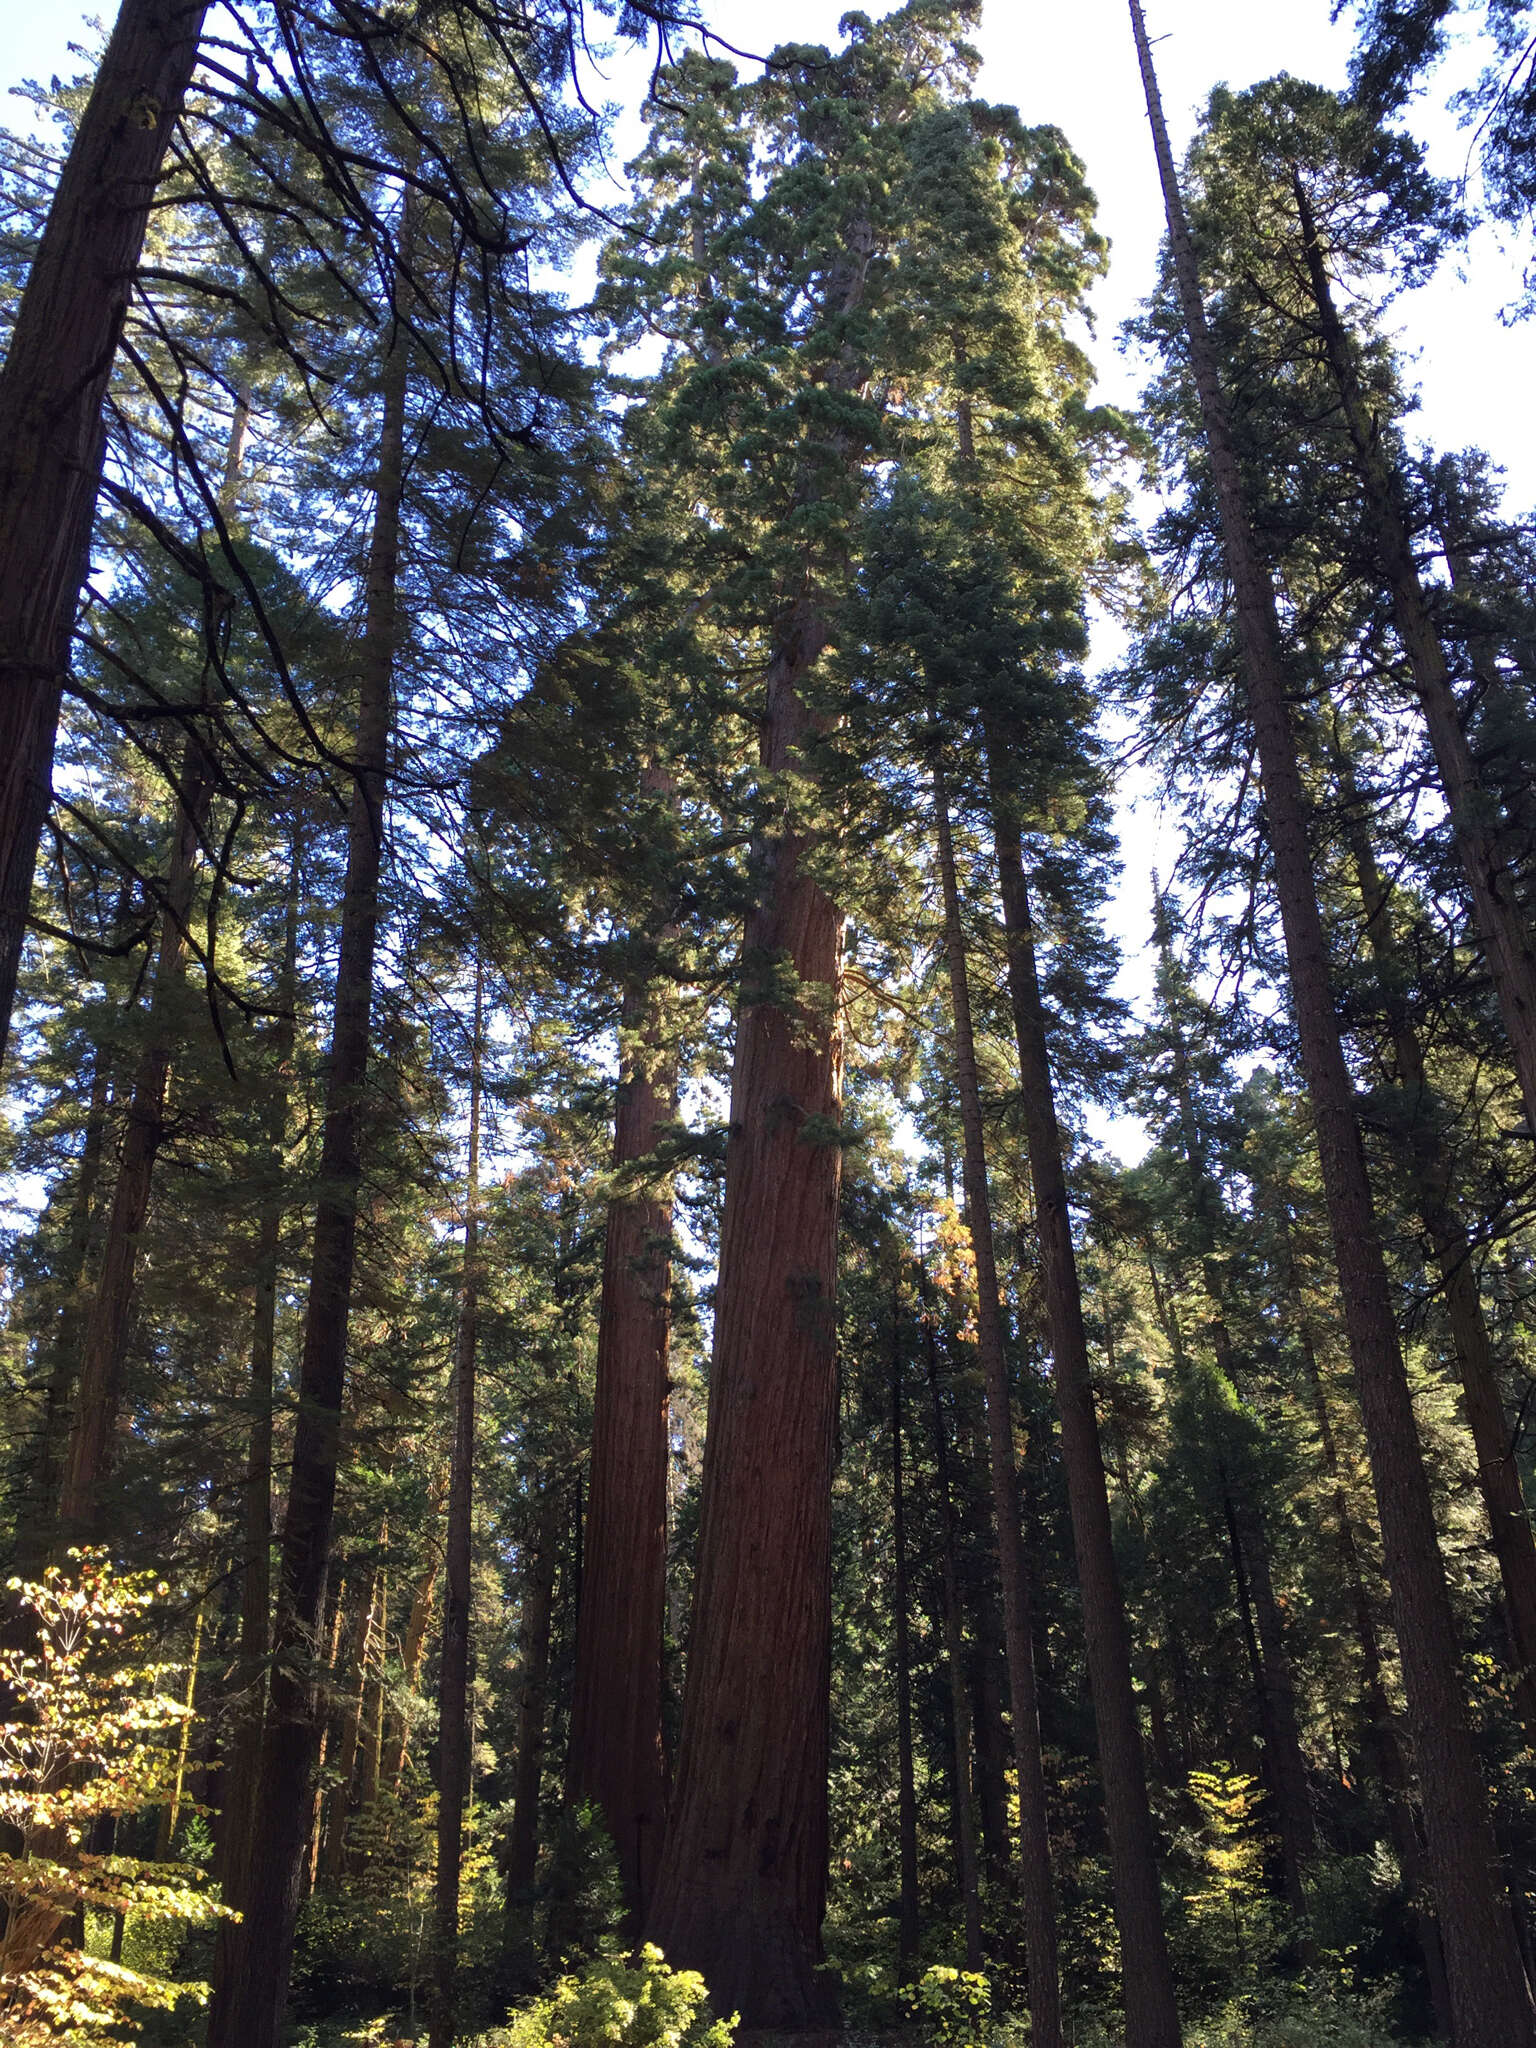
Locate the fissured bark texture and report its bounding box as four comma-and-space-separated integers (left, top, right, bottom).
646, 605, 843, 2027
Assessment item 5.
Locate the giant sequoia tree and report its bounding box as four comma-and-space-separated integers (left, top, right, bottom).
9, 2, 1536, 2043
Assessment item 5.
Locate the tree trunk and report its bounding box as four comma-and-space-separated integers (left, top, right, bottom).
986, 761, 1181, 2048
566, 965, 674, 1923
931, 752, 1063, 2048
321, 1566, 381, 1883
1221, 1485, 1314, 1933
430, 960, 484, 2048
383, 1552, 440, 1796
922, 1265, 984, 1971
206, 294, 408, 2048
14, 1042, 115, 1575
1338, 743, 1536, 1738
0, 0, 210, 1069
57, 736, 215, 1544
1128, 10, 1533, 2033
891, 1273, 921, 1972
215, 837, 299, 1921
504, 1490, 560, 1900
645, 601, 845, 2028
1286, 1259, 1453, 2036
1293, 174, 1536, 1137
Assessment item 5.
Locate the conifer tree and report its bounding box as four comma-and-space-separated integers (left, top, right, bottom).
1126, 6, 1534, 2036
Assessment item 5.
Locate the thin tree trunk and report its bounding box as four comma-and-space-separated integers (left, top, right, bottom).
645, 600, 846, 2027
1128, 9, 1533, 2035
1286, 1260, 1453, 2036
931, 752, 1062, 2048
566, 959, 674, 1922
321, 1567, 381, 1883
383, 1552, 440, 1795
207, 289, 409, 2048
891, 1272, 920, 1972
1338, 742, 1536, 1737
14, 1043, 115, 1575
1222, 1486, 1314, 1933
922, 1263, 985, 1971
57, 735, 215, 1543
215, 836, 299, 1920
1293, 175, 1536, 1136
430, 960, 484, 2048
0, 0, 210, 1068
504, 1490, 559, 1900
985, 762, 1181, 2048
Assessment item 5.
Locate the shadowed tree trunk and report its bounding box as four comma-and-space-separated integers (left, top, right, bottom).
1128, 9, 1534, 2035
891, 1271, 920, 1972
504, 1487, 560, 1901
985, 758, 1181, 2048
1335, 737, 1536, 1739
56, 736, 215, 1545
14, 1031, 117, 1576
922, 1261, 984, 1971
206, 286, 409, 2048
1282, 1244, 1452, 2036
1293, 175, 1536, 1137
566, 958, 675, 1922
321, 1564, 383, 1883
645, 601, 846, 2025
0, 0, 210, 1069
383, 1551, 440, 1797
931, 749, 1063, 2048
213, 837, 299, 1926
430, 959, 484, 2048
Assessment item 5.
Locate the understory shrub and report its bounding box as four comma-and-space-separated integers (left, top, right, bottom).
480, 1945, 735, 2048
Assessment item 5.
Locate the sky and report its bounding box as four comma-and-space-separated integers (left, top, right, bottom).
3, 0, 1531, 1160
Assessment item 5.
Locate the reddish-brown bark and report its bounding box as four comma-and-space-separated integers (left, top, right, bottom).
566, 971, 675, 1921
1129, 8, 1533, 2035
0, 0, 210, 1068
645, 604, 845, 2027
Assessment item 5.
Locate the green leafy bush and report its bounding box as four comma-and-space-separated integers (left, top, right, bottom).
484, 1945, 734, 2048
901, 1963, 991, 2048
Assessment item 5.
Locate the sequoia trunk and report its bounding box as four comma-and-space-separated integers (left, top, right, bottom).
645, 603, 845, 2026
566, 968, 675, 1921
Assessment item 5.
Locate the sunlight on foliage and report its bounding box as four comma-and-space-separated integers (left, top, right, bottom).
483, 1945, 735, 2048
0, 1553, 233, 2044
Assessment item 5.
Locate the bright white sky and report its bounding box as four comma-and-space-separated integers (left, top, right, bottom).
4, 0, 1530, 1160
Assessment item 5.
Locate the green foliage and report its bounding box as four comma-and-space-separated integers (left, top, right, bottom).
488, 1946, 735, 2048
0, 1554, 231, 2045
901, 1963, 992, 2048
1180, 1764, 1277, 1982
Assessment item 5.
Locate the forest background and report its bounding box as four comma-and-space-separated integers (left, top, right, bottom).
6, 1, 1536, 2047
5, 0, 1530, 1137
